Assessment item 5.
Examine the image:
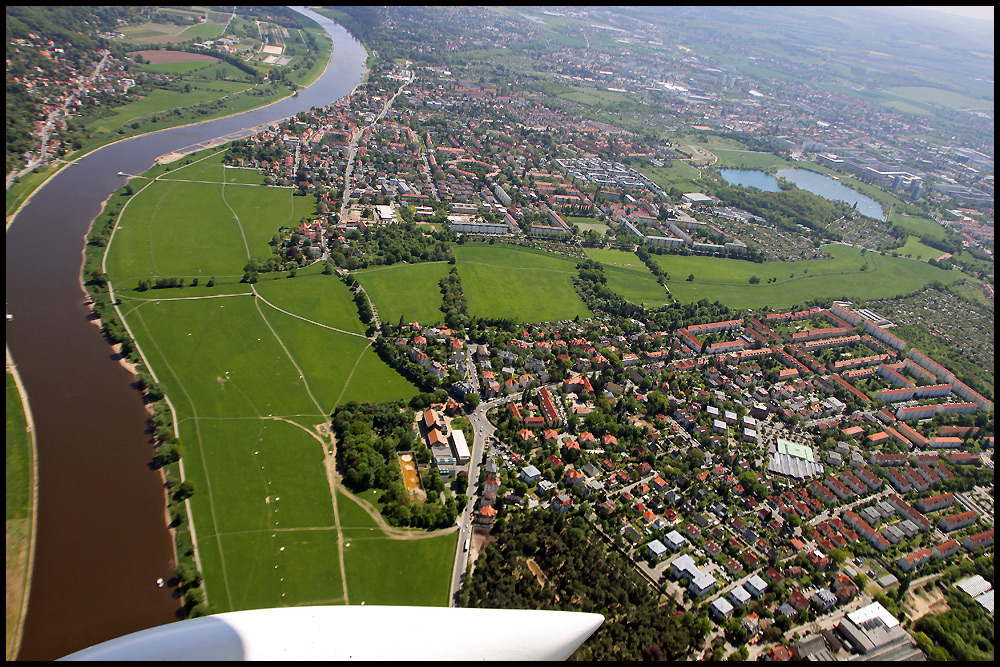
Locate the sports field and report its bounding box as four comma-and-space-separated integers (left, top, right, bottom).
353, 262, 453, 326
103, 149, 449, 613
652, 243, 959, 310
453, 244, 593, 323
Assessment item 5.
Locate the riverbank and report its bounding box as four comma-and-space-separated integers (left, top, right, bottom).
6, 23, 334, 224
5, 348, 38, 660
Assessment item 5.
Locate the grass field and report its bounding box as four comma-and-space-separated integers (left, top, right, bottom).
103, 152, 438, 613
107, 161, 312, 287
640, 163, 703, 194
711, 149, 793, 171
889, 213, 949, 244
652, 243, 960, 310
883, 86, 993, 111
338, 489, 456, 607
584, 248, 671, 306
893, 237, 947, 261
453, 244, 593, 323
6, 370, 34, 660
564, 216, 610, 236
353, 262, 452, 326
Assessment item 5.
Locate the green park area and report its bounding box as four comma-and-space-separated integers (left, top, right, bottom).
564, 215, 610, 236
353, 262, 453, 326
889, 213, 949, 244
584, 249, 672, 307
5, 371, 34, 660
640, 162, 703, 194
892, 237, 947, 261
650, 243, 959, 310
453, 244, 593, 323
101, 149, 456, 613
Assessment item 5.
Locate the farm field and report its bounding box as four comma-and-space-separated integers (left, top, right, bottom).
453, 244, 593, 323
353, 262, 452, 326
103, 151, 432, 613
883, 86, 993, 111
584, 248, 671, 307
652, 243, 960, 310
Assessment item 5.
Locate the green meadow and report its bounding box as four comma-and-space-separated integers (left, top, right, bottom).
338, 489, 456, 607
652, 243, 960, 310
585, 248, 671, 306
353, 262, 453, 326
889, 213, 949, 244
6, 369, 34, 660
103, 151, 443, 613
640, 163, 703, 194
893, 237, 947, 261
453, 244, 593, 322
107, 156, 313, 287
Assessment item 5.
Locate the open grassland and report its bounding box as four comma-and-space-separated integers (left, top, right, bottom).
104, 157, 430, 612
893, 237, 947, 261
108, 170, 312, 287
6, 371, 33, 660
652, 243, 960, 310
640, 163, 703, 193
584, 248, 647, 268
337, 488, 457, 607
585, 248, 671, 306
454, 244, 593, 323
86, 75, 254, 136
711, 149, 792, 171
889, 213, 949, 244
564, 216, 610, 235
353, 262, 452, 326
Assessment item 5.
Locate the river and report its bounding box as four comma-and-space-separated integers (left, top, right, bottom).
6, 8, 366, 660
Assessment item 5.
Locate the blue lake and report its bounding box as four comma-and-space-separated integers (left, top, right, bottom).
718, 167, 885, 219
718, 168, 780, 192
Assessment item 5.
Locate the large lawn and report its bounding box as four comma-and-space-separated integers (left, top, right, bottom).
353, 262, 453, 326
453, 244, 593, 323
652, 243, 960, 310
584, 248, 671, 306
103, 157, 432, 612
108, 159, 313, 287
337, 489, 456, 607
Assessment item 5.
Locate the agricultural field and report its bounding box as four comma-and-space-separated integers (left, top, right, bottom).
102, 151, 434, 613
882, 86, 993, 111
353, 262, 453, 326
651, 243, 960, 310
453, 244, 593, 323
